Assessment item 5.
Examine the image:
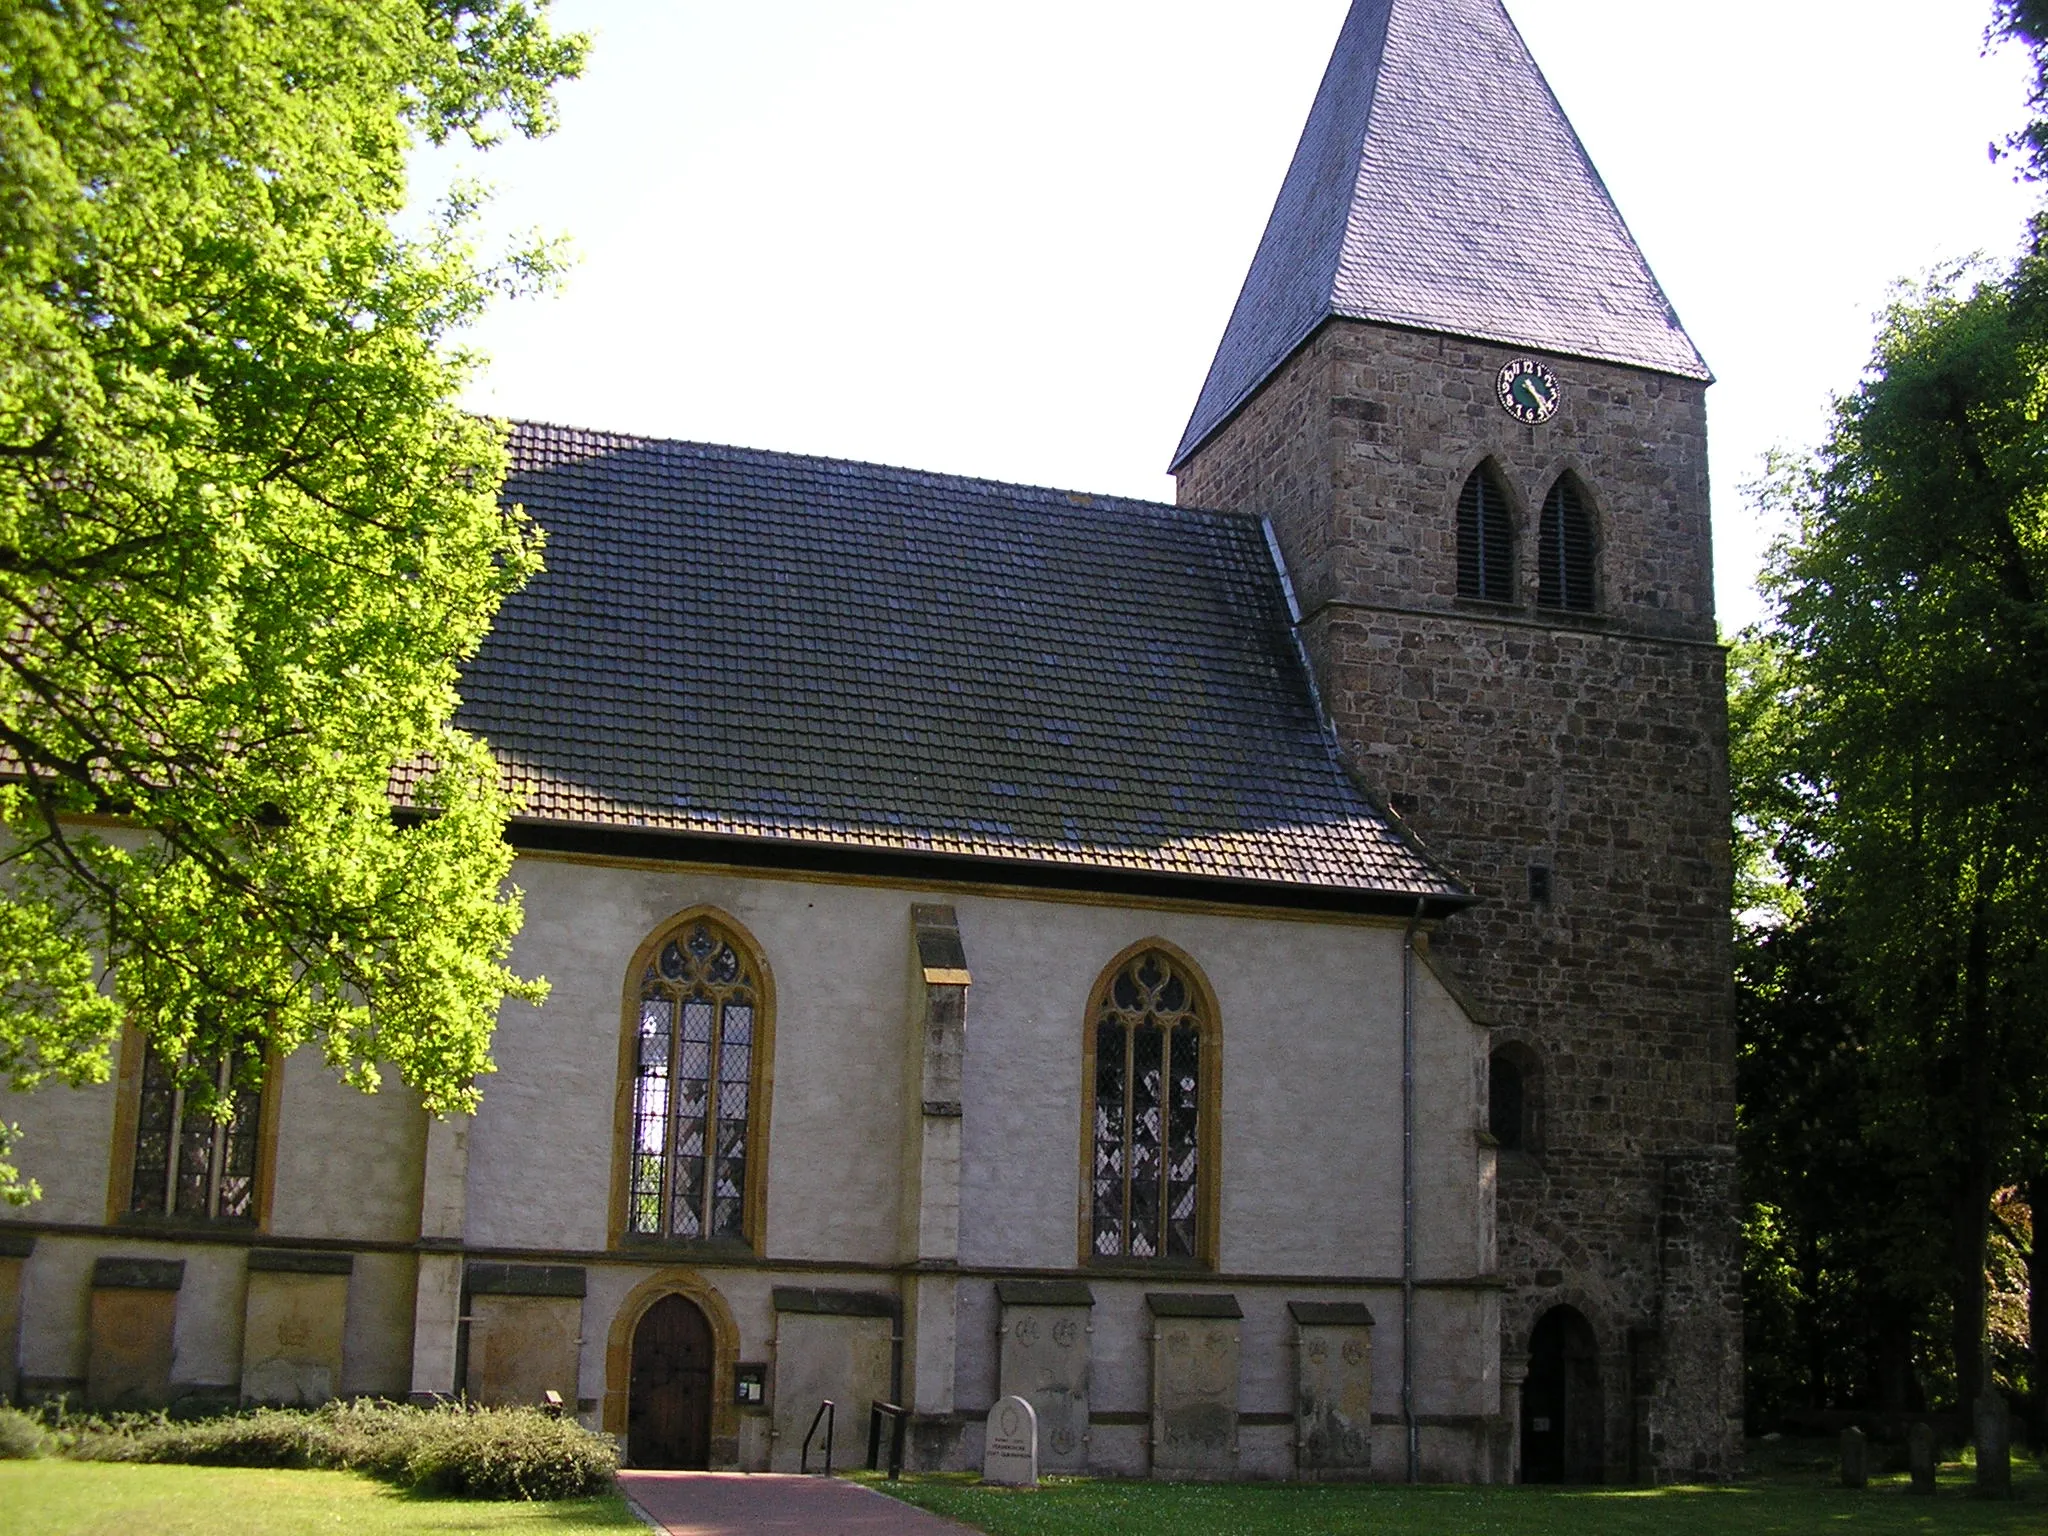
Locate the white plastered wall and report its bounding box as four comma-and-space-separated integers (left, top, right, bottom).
0, 847, 1496, 1475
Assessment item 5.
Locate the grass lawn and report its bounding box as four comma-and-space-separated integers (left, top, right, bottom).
864, 1450, 2048, 1536
0, 1461, 643, 1536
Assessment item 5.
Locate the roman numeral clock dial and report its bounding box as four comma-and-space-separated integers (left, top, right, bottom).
1497, 359, 1561, 424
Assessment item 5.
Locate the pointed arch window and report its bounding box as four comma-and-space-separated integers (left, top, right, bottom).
126, 1044, 262, 1223
625, 917, 769, 1244
1538, 478, 1596, 611
1457, 464, 1515, 603
1085, 947, 1218, 1264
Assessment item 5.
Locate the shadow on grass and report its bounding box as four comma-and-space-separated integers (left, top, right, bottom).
861, 1458, 2048, 1536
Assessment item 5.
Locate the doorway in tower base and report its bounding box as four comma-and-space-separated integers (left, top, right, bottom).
629, 1294, 714, 1469
1522, 1305, 1602, 1483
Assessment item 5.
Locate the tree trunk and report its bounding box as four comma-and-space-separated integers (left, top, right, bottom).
2029, 1172, 2047, 1443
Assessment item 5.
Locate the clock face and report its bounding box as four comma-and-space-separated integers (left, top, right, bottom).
1497, 360, 1561, 424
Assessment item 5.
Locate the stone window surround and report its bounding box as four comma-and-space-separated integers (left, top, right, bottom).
1076, 938, 1223, 1272
608, 905, 778, 1254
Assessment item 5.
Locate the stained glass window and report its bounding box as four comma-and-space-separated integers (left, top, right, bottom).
1090, 949, 1206, 1262
627, 918, 760, 1243
128, 1046, 261, 1222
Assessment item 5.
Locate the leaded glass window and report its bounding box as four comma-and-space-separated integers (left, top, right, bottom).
1090, 949, 1206, 1262
128, 1047, 261, 1222
627, 918, 759, 1243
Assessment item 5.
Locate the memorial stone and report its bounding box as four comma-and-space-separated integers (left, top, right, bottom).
1147, 1293, 1241, 1479
1974, 1388, 2011, 1498
1907, 1421, 1936, 1495
997, 1281, 1092, 1472
1290, 1301, 1373, 1479
1838, 1425, 1866, 1489
983, 1395, 1039, 1487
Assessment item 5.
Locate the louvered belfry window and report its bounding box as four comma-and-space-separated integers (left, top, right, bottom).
1456, 465, 1514, 602
1091, 950, 1205, 1262
129, 1047, 261, 1222
1539, 478, 1596, 611
628, 919, 758, 1242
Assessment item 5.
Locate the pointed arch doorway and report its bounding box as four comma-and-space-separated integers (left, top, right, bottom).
1522, 1305, 1602, 1483
628, 1294, 715, 1469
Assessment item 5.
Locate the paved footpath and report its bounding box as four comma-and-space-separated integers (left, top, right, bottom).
620, 1471, 982, 1536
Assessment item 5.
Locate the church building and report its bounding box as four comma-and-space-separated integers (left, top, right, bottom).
0, 0, 1738, 1484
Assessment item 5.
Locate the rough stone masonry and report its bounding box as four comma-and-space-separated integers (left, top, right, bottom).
1179, 316, 1741, 1482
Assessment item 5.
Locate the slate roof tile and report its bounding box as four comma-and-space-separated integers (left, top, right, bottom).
437, 423, 1461, 900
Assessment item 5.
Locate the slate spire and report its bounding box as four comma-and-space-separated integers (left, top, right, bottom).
1172, 0, 1708, 469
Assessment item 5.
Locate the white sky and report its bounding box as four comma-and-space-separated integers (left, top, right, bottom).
417, 0, 2041, 629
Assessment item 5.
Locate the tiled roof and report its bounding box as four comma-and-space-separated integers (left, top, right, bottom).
450, 423, 1463, 901
1173, 0, 1708, 469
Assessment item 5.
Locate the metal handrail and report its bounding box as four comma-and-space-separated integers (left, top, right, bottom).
867, 1400, 909, 1481
801, 1399, 836, 1476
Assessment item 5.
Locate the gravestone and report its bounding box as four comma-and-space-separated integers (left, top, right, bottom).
463, 1264, 585, 1411
983, 1394, 1039, 1487
997, 1280, 1092, 1472
87, 1258, 184, 1409
770, 1288, 895, 1473
1147, 1293, 1241, 1480
1907, 1421, 1936, 1495
1838, 1425, 1867, 1489
241, 1250, 352, 1405
1974, 1388, 2011, 1498
1289, 1301, 1373, 1480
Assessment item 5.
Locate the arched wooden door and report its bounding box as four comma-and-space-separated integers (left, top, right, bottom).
628, 1294, 715, 1469
1522, 1305, 1602, 1484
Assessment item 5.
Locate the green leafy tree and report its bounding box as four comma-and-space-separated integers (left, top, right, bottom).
0, 0, 586, 1200
1732, 634, 1952, 1422
1752, 262, 2048, 1414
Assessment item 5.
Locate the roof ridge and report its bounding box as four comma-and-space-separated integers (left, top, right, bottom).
501, 418, 1255, 529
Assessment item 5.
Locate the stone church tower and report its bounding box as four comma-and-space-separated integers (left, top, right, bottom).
1174, 0, 1740, 1482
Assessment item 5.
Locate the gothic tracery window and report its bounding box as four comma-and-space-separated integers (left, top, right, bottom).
1456, 463, 1515, 603
128, 1046, 261, 1223
1088, 948, 1210, 1262
626, 917, 762, 1243
1538, 477, 1596, 611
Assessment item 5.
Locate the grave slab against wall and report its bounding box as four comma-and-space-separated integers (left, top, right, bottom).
0, 1232, 31, 1403
1147, 1293, 1240, 1480
997, 1280, 1092, 1471
87, 1257, 183, 1409
463, 1264, 585, 1409
1289, 1301, 1374, 1479
241, 1250, 352, 1405
769, 1288, 895, 1473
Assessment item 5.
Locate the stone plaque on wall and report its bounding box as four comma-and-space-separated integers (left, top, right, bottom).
88, 1257, 183, 1409
1289, 1300, 1373, 1479
242, 1250, 352, 1405
463, 1264, 584, 1409
0, 1231, 32, 1403
1146, 1293, 1240, 1480
997, 1280, 1091, 1471
769, 1288, 896, 1473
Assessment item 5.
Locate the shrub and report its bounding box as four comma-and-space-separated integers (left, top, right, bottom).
61, 1401, 616, 1499
0, 1407, 45, 1459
